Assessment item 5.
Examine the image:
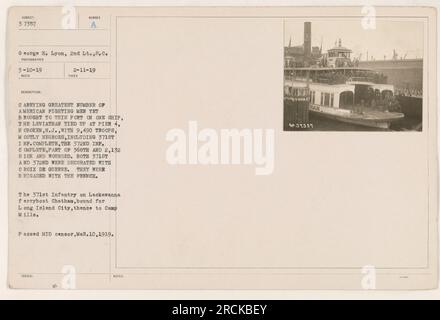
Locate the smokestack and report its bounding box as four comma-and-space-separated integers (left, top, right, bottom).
304, 22, 311, 58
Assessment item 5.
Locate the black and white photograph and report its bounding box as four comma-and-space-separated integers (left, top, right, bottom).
284, 20, 423, 131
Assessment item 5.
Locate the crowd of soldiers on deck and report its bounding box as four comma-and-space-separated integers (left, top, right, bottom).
309, 70, 388, 85
354, 88, 401, 114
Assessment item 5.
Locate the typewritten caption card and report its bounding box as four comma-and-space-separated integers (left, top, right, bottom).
6, 6, 438, 289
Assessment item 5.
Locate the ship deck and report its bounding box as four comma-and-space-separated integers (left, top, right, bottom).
309, 105, 405, 123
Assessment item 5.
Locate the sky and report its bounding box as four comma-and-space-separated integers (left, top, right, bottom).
284, 19, 424, 60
